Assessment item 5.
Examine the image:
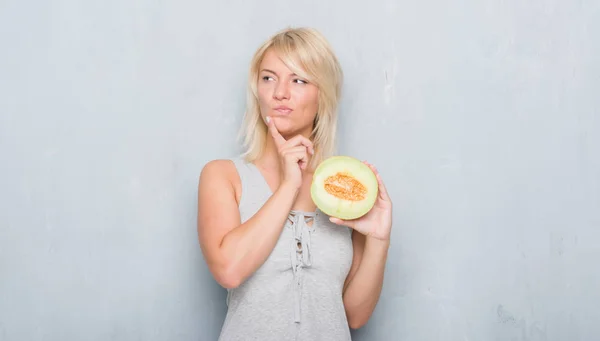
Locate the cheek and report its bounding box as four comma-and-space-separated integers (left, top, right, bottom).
294, 88, 319, 112
257, 86, 271, 106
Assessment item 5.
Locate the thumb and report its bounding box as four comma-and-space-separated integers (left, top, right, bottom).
329, 217, 355, 228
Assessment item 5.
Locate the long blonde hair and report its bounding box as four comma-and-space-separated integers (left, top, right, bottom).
238, 27, 343, 169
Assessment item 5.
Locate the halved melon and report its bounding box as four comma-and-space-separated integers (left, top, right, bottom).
310, 156, 378, 220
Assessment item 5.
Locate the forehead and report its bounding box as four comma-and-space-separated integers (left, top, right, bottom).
259, 49, 300, 75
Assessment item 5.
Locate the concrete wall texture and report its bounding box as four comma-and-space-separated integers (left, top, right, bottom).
1, 0, 598, 340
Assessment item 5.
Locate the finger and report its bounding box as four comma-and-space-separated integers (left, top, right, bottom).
285, 136, 314, 155
371, 166, 391, 201
282, 146, 310, 157
281, 146, 308, 157
329, 217, 356, 228
283, 147, 310, 168
363, 161, 390, 201
363, 161, 379, 175
266, 116, 286, 147
283, 135, 314, 155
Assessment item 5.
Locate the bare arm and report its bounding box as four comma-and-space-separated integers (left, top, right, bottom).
197, 160, 299, 289
198, 117, 313, 288
342, 231, 389, 329
333, 161, 393, 329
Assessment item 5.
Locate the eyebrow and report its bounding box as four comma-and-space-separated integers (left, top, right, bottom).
260, 69, 298, 77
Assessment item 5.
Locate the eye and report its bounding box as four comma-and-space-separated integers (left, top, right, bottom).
294, 79, 308, 84
262, 76, 274, 81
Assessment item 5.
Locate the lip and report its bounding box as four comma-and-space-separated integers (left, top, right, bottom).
274, 105, 293, 114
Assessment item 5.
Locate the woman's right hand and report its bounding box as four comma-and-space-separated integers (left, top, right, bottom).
266, 116, 314, 190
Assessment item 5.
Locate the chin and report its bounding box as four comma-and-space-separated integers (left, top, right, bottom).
269, 115, 310, 137
270, 115, 293, 127
275, 124, 297, 136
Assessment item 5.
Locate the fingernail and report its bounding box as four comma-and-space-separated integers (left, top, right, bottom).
265, 116, 270, 123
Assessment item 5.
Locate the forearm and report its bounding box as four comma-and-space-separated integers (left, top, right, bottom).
343, 237, 390, 328
218, 182, 298, 286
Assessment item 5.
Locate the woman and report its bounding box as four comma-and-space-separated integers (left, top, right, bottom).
197, 27, 393, 340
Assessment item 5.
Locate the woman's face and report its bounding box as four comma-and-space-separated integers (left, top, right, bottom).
257, 49, 319, 139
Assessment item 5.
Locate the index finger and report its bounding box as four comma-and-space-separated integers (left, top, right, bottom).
364, 162, 391, 202
266, 116, 286, 146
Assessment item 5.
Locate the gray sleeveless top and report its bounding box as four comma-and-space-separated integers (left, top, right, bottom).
217, 157, 354, 341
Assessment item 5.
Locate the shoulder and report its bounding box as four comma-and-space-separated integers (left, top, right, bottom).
200, 159, 236, 176
199, 159, 243, 203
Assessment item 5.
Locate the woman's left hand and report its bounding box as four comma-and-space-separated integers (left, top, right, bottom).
329, 161, 393, 241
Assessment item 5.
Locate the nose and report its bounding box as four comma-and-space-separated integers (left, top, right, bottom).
273, 81, 290, 100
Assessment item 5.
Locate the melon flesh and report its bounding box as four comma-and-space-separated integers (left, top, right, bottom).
310, 156, 378, 220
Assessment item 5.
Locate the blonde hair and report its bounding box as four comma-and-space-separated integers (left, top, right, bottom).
238, 27, 343, 169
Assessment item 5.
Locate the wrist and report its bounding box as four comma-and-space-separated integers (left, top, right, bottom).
278, 180, 300, 197
366, 235, 390, 250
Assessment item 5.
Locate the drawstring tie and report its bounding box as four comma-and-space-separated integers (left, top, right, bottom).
288, 210, 315, 323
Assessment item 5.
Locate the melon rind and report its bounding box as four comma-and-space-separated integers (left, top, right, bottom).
310, 155, 379, 220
